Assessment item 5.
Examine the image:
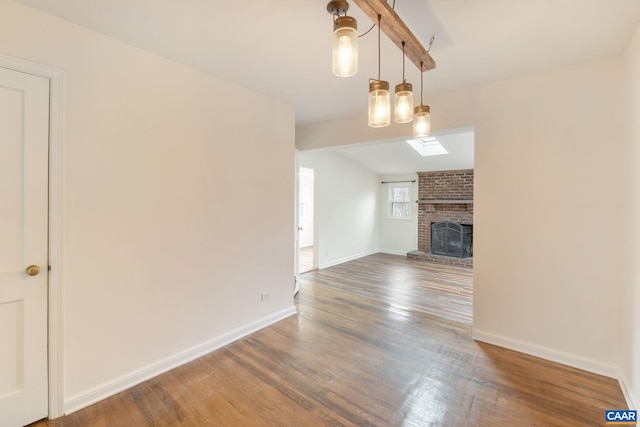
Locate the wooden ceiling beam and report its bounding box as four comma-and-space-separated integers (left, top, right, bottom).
351, 0, 436, 72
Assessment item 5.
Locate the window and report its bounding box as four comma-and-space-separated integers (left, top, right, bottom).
388, 183, 412, 220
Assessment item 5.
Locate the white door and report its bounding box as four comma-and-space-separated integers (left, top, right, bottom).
297, 167, 315, 275
0, 67, 50, 426
298, 168, 314, 248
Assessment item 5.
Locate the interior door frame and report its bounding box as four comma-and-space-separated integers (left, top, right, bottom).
0, 54, 65, 419
297, 166, 316, 272
293, 151, 300, 293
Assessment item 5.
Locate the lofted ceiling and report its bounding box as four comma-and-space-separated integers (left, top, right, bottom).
16, 0, 640, 126
14, 0, 640, 175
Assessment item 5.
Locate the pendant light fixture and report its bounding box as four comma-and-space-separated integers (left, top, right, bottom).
325, 1, 436, 130
413, 61, 431, 138
368, 14, 390, 128
394, 41, 413, 123
328, 1, 358, 77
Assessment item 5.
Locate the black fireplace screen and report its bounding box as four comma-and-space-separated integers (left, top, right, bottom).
431, 221, 473, 258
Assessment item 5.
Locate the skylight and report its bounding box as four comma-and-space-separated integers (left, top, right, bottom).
406, 137, 448, 156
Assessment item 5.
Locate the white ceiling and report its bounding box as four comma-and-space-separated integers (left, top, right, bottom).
332, 128, 474, 175
16, 0, 640, 126
15, 0, 640, 174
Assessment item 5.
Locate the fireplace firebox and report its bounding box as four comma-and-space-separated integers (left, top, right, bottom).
431, 221, 472, 258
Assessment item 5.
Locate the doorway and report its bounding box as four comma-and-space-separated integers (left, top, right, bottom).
0, 65, 50, 426
298, 167, 315, 274
0, 54, 65, 422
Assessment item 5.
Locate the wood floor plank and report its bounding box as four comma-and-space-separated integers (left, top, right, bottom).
30, 253, 626, 426
299, 246, 314, 274
307, 253, 473, 324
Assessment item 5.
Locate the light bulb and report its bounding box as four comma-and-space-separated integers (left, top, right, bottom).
375, 96, 388, 120
338, 36, 353, 75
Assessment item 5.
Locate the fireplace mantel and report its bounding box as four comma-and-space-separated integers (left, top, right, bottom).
417, 199, 473, 204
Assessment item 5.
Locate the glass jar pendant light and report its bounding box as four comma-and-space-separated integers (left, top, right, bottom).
413, 61, 431, 138
328, 1, 358, 77
369, 80, 390, 127
368, 14, 390, 128
394, 41, 413, 123
413, 105, 431, 138
332, 16, 358, 77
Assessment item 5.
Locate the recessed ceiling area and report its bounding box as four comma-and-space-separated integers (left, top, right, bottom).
326, 128, 474, 175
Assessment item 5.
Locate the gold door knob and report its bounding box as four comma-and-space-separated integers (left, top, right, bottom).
26, 265, 40, 276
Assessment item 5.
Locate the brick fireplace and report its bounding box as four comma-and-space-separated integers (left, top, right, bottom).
408, 169, 474, 268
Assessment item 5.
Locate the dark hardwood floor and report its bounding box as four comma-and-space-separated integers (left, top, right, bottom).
31, 253, 626, 426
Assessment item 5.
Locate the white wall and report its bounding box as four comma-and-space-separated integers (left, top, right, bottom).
621, 21, 640, 409
378, 174, 419, 254
297, 150, 379, 268
470, 57, 623, 376
298, 56, 624, 378
0, 0, 295, 412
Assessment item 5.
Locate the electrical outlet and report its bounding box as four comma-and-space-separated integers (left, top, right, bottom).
261, 292, 271, 301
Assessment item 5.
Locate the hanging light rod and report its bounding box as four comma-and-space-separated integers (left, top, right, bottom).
351, 0, 436, 72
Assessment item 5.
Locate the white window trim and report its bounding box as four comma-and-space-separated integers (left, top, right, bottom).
387, 182, 413, 221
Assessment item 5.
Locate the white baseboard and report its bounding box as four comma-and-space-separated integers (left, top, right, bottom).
64, 306, 297, 415
619, 374, 639, 410
472, 329, 620, 379
318, 249, 378, 269
475, 328, 639, 409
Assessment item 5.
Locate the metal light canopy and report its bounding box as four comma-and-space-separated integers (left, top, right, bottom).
326, 0, 349, 15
